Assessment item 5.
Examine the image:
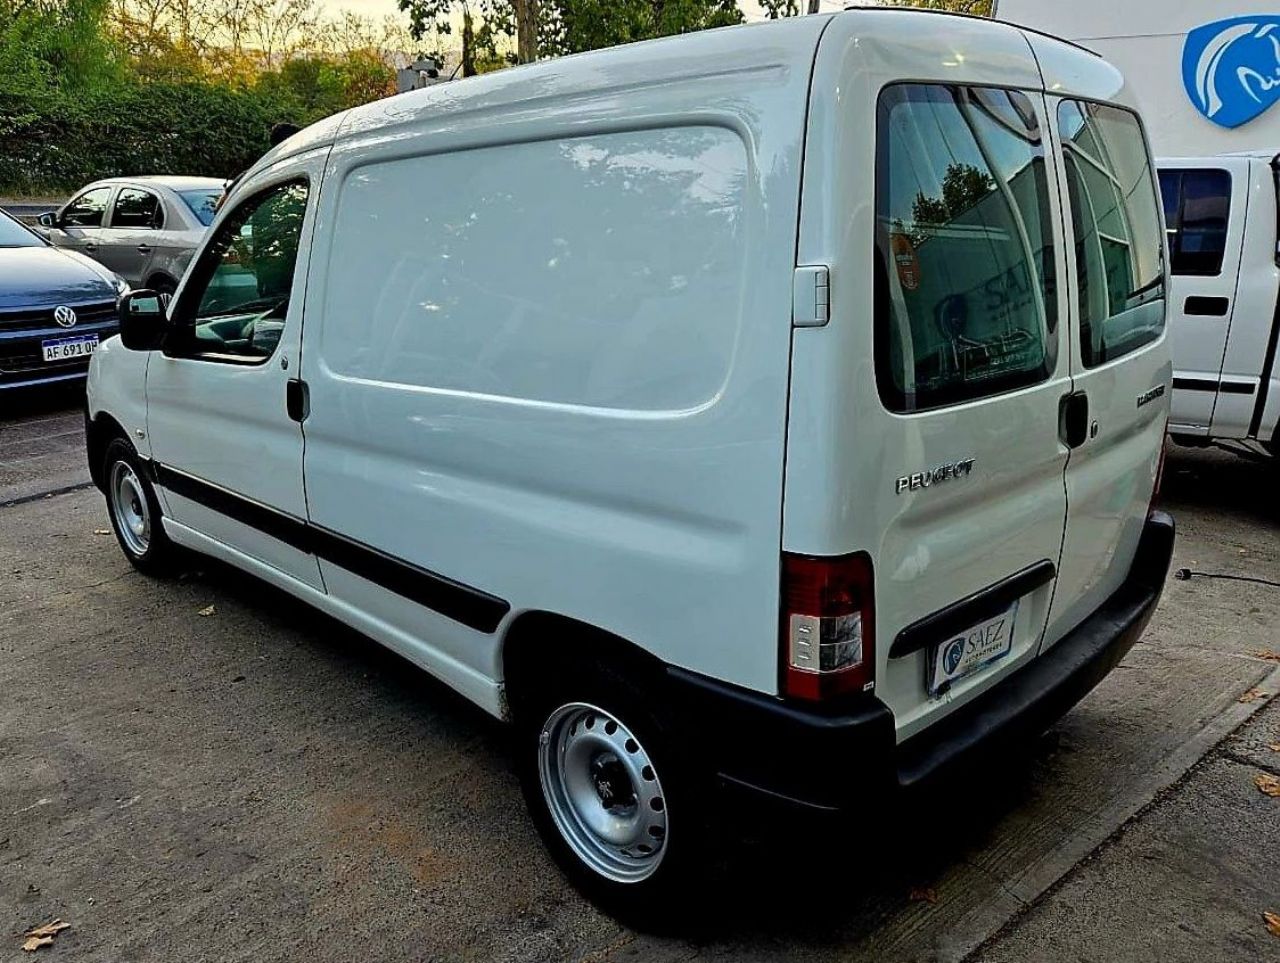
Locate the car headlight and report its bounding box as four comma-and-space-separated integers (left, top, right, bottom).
112, 274, 130, 296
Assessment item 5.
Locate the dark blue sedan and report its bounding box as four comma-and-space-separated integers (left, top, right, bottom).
1, 208, 128, 390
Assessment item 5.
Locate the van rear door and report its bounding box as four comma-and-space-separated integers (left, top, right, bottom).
1159, 159, 1248, 436
1044, 99, 1170, 646
787, 49, 1074, 742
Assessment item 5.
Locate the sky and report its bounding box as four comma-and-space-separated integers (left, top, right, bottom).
330, 0, 851, 25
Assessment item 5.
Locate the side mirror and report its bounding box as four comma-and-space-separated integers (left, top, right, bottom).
37, 212, 57, 228
118, 290, 169, 351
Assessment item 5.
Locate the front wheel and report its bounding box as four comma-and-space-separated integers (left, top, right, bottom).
102, 437, 176, 573
516, 663, 708, 921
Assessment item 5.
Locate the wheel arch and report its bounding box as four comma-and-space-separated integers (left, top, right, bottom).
86, 411, 130, 492
144, 271, 178, 293
501, 611, 667, 723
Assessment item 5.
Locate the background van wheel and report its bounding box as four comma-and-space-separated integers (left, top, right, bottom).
515, 660, 709, 923
102, 437, 175, 573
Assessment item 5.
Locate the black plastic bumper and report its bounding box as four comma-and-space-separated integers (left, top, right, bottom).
663, 511, 1176, 812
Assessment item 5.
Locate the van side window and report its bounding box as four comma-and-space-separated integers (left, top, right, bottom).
874, 84, 1057, 413
169, 180, 309, 364
1057, 101, 1165, 368
1158, 169, 1231, 277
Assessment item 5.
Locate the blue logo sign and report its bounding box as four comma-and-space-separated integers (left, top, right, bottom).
1183, 17, 1280, 129
942, 638, 965, 676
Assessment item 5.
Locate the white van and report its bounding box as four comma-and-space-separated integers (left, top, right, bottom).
1159, 153, 1280, 454
85, 9, 1175, 910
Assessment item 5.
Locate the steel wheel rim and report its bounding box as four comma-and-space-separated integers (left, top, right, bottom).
537, 702, 669, 883
109, 460, 151, 557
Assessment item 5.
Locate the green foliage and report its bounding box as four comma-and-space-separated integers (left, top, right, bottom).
546, 0, 742, 55
0, 80, 285, 193
398, 0, 745, 68
0, 0, 396, 194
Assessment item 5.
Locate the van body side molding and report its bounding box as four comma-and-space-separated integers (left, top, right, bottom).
151, 463, 511, 633
889, 560, 1057, 660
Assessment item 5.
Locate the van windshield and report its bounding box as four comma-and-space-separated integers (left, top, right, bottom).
874, 84, 1057, 413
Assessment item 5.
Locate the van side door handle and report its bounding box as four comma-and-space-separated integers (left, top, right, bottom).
1059, 391, 1089, 448
286, 378, 310, 423
137, 244, 153, 255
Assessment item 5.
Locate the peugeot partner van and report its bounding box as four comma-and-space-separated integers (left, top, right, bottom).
85, 9, 1175, 909
1159, 153, 1280, 455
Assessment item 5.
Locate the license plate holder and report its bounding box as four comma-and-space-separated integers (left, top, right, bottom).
41, 334, 99, 362
927, 602, 1018, 697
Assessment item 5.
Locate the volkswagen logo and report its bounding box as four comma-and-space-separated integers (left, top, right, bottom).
53, 305, 78, 328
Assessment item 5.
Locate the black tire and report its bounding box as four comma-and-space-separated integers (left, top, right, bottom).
147, 275, 177, 306
101, 437, 176, 574
514, 657, 711, 925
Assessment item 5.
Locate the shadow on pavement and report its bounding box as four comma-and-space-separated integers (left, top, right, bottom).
0, 379, 86, 425
185, 545, 1056, 949
1160, 442, 1277, 526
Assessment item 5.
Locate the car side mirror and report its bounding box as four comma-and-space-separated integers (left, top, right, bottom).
118, 290, 170, 351
37, 212, 57, 228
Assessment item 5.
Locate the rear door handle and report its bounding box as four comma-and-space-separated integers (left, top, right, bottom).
84, 243, 98, 252
137, 244, 152, 255
286, 378, 310, 423
1059, 391, 1089, 448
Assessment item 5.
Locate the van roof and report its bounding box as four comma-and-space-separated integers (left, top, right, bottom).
842, 4, 1102, 59
246, 9, 1124, 179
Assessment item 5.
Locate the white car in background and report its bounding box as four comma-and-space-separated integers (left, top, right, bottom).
38, 176, 224, 298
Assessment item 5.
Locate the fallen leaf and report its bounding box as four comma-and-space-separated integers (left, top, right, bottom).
1266, 911, 1280, 938
1267, 743, 1280, 753
908, 886, 938, 904
21, 936, 53, 952
1253, 651, 1280, 663
25, 921, 69, 939
197, 605, 216, 617
1239, 688, 1268, 704
1256, 774, 1280, 798
93, 529, 110, 535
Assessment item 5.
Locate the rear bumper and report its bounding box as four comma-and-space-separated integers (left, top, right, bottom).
664, 511, 1176, 812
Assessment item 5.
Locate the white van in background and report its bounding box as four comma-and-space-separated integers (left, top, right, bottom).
1160, 153, 1280, 454
85, 9, 1174, 912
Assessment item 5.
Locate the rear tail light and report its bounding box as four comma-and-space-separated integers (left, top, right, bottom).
781, 552, 875, 701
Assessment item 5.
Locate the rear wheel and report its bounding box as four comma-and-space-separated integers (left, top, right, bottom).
102, 437, 176, 573
515, 658, 707, 920
148, 275, 177, 306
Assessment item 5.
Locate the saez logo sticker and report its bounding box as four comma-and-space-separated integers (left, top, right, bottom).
1183, 16, 1280, 129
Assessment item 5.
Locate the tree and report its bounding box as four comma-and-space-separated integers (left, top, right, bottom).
544, 0, 742, 56
762, 0, 991, 16
397, 0, 744, 72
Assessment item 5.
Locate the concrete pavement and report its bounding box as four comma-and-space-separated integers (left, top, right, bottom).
1, 392, 1278, 962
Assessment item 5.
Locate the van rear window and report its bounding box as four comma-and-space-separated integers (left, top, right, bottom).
1057, 101, 1165, 367
874, 84, 1057, 414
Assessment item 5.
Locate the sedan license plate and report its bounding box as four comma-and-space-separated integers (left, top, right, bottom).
928, 602, 1018, 696
41, 334, 99, 362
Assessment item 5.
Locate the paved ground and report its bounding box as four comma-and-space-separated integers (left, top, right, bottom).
2, 386, 1279, 962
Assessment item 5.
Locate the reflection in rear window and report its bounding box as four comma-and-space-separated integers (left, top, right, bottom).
1057, 101, 1165, 367
180, 190, 221, 227
874, 84, 1057, 413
